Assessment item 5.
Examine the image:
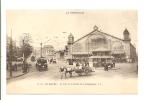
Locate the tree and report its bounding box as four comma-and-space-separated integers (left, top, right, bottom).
7, 33, 33, 61
7, 36, 17, 61
20, 33, 33, 61
19, 33, 33, 73
23, 43, 33, 59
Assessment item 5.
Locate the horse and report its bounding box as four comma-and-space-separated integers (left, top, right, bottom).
50, 59, 53, 64
59, 66, 73, 79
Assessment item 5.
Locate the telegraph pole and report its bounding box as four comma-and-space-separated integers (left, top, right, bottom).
40, 42, 42, 57
9, 29, 13, 77
23, 39, 25, 70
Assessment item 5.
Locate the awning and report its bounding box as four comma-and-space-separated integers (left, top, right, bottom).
65, 55, 73, 59
91, 47, 110, 52
111, 50, 125, 54
89, 56, 114, 59
72, 52, 92, 55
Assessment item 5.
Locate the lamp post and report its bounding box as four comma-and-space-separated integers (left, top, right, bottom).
38, 39, 50, 58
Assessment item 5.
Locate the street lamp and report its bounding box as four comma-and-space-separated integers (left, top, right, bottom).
39, 39, 51, 58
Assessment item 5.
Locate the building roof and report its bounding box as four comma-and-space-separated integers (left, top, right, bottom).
123, 28, 130, 34
43, 45, 54, 48
68, 33, 74, 38
73, 29, 124, 44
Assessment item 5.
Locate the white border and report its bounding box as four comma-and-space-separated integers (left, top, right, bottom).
1, 0, 144, 100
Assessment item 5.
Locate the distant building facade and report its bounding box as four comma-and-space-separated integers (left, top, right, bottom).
55, 50, 65, 60
66, 26, 137, 67
34, 45, 55, 59
42, 45, 55, 59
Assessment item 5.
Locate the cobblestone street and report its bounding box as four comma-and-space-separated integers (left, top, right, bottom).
7, 60, 138, 94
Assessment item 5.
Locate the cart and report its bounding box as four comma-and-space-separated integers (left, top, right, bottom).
74, 66, 92, 76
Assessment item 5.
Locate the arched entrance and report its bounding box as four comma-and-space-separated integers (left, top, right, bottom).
86, 34, 112, 67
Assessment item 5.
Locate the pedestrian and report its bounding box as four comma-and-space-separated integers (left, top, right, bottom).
112, 59, 115, 68
103, 61, 108, 71
22, 63, 29, 73
76, 62, 80, 67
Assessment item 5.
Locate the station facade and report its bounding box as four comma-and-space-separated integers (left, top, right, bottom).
66, 26, 137, 67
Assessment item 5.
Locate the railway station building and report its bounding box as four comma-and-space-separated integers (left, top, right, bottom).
66, 26, 137, 67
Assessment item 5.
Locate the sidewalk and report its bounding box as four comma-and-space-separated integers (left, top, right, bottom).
6, 68, 27, 80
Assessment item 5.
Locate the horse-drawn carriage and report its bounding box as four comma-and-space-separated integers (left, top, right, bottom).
59, 63, 93, 79
36, 57, 48, 71
101, 61, 115, 71
93, 59, 115, 71
74, 65, 92, 76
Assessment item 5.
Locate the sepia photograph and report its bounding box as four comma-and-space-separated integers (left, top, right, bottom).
6, 10, 138, 94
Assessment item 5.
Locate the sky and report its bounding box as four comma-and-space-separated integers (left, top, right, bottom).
6, 10, 137, 51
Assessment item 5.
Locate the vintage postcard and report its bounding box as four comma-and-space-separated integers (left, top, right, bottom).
6, 10, 138, 94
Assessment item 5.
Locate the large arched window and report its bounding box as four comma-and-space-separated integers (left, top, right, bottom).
91, 38, 107, 48
86, 34, 108, 51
